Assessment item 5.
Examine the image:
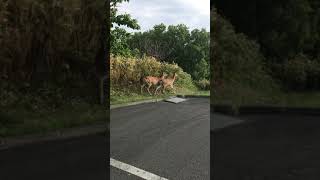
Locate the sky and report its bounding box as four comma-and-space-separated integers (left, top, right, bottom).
117, 0, 210, 32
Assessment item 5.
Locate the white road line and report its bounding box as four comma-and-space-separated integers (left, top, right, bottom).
110, 158, 169, 180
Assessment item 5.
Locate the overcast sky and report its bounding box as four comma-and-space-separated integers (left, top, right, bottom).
117, 0, 210, 32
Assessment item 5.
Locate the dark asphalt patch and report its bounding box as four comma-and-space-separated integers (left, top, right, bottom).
211, 114, 320, 180
0, 134, 108, 180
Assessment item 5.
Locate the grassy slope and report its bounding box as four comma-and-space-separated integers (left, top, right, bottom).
212, 87, 320, 108
281, 92, 320, 108
111, 87, 209, 105
0, 103, 106, 137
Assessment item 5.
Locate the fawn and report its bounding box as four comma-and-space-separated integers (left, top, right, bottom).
140, 73, 167, 95
155, 73, 178, 95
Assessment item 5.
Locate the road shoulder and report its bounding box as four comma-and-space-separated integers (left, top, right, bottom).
0, 122, 107, 150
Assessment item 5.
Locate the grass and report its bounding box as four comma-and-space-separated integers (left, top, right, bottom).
212, 86, 320, 108
0, 102, 106, 138
281, 92, 320, 108
111, 86, 209, 105
110, 92, 169, 105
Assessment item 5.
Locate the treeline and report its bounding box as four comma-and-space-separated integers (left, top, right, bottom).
0, 0, 106, 103
212, 0, 320, 91
211, 8, 278, 104
111, 24, 210, 82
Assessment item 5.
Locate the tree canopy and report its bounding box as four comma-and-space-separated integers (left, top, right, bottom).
110, 0, 210, 81
213, 0, 320, 91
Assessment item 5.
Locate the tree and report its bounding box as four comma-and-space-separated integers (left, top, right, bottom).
128, 24, 210, 81
110, 0, 140, 56
212, 0, 320, 91
213, 0, 319, 60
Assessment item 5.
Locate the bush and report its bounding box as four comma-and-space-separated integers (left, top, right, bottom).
211, 8, 279, 105
110, 55, 196, 92
196, 79, 210, 90
282, 54, 320, 90
211, 8, 277, 95
282, 54, 309, 90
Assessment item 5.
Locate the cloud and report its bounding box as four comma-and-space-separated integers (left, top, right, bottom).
117, 0, 210, 32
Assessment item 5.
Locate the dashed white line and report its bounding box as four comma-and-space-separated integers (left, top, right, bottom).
110, 158, 169, 180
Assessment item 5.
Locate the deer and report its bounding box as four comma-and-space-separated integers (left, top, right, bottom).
140, 73, 167, 95
155, 73, 178, 95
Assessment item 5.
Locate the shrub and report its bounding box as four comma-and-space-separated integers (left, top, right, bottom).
282, 54, 320, 90
211, 8, 279, 105
211, 8, 277, 94
110, 55, 196, 92
196, 79, 210, 90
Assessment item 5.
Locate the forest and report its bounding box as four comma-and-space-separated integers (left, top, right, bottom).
212, 0, 320, 106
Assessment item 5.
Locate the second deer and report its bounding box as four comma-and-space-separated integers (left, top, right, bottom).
140, 73, 167, 95
155, 73, 178, 95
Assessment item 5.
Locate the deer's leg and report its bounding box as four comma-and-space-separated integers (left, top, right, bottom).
147, 84, 152, 95
155, 84, 162, 95
162, 85, 166, 94
141, 84, 145, 94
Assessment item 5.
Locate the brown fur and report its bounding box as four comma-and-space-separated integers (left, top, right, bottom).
155, 73, 178, 95
141, 73, 167, 95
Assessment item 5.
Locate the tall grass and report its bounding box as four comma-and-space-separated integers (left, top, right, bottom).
110, 55, 197, 95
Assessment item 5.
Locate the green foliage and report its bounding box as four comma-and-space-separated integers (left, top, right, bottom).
110, 0, 139, 29
213, 0, 318, 58
110, 0, 140, 56
195, 79, 210, 90
128, 24, 210, 81
212, 8, 275, 89
110, 55, 196, 93
109, 0, 209, 81
211, 8, 279, 104
282, 54, 320, 90
213, 0, 320, 91
0, 0, 103, 83
193, 58, 209, 81
110, 27, 135, 56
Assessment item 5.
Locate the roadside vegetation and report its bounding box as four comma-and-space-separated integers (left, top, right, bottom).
211, 2, 320, 108
110, 55, 204, 105
110, 0, 210, 105
0, 0, 107, 137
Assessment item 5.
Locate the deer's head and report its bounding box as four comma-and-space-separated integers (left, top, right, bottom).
173, 72, 178, 78
161, 72, 167, 79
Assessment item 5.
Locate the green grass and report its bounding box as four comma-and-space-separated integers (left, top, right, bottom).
111, 87, 209, 105
0, 103, 106, 137
281, 92, 320, 108
212, 86, 320, 108
110, 92, 169, 105
187, 90, 210, 96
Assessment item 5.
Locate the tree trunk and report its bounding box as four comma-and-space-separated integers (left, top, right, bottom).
95, 0, 109, 105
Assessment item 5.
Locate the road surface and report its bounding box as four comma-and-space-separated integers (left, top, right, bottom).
0, 133, 108, 180
212, 113, 320, 179
110, 98, 210, 180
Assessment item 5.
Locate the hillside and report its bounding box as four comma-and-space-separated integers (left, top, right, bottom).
110, 55, 208, 105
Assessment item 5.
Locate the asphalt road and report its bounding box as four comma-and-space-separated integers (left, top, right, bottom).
0, 133, 108, 180
110, 98, 210, 180
212, 113, 320, 180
